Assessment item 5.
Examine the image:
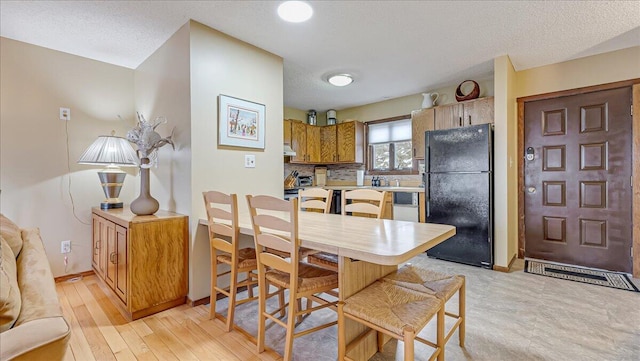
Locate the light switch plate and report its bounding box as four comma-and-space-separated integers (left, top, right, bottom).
244, 154, 255, 168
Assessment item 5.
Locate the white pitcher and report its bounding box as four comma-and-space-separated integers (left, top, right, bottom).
421, 92, 439, 108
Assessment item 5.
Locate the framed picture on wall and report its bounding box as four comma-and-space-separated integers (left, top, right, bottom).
218, 94, 266, 149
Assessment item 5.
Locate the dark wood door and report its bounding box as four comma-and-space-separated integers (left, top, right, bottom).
524, 87, 633, 272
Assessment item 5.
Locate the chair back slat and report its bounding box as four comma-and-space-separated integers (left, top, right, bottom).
251, 194, 292, 212
210, 222, 233, 238
258, 248, 292, 272
252, 214, 292, 233
256, 233, 293, 255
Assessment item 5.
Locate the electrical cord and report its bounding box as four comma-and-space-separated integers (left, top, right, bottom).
64, 118, 91, 226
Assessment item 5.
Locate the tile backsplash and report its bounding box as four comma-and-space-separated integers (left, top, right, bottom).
284, 162, 424, 186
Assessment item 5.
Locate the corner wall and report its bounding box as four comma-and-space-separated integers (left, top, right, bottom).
0, 37, 135, 277
188, 21, 284, 301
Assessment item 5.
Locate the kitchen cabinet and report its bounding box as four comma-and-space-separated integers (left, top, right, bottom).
434, 96, 494, 130
321, 124, 337, 163
291, 121, 321, 163
91, 207, 188, 320
283, 119, 292, 146
411, 108, 435, 159
336, 121, 364, 163
287, 120, 364, 164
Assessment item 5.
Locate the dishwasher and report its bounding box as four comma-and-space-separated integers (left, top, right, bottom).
392, 192, 418, 222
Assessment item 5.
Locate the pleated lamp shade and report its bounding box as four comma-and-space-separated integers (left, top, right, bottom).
78, 135, 138, 209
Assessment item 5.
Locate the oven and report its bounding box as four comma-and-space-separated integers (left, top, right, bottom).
284, 188, 299, 200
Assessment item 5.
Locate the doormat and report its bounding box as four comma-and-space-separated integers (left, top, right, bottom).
524, 259, 639, 293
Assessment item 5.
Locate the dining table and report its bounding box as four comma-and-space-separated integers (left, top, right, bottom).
200, 210, 456, 360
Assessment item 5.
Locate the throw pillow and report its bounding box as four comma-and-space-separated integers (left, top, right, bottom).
0, 214, 23, 257
0, 236, 21, 332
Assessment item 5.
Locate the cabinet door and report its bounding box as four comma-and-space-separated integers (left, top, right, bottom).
291, 122, 307, 163
463, 97, 494, 126
283, 119, 292, 146
337, 121, 364, 163
306, 125, 321, 163
411, 108, 434, 159
104, 220, 117, 290
321, 124, 337, 163
92, 215, 106, 278
434, 103, 464, 129
115, 225, 128, 304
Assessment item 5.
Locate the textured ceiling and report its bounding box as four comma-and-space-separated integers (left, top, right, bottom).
1, 1, 639, 112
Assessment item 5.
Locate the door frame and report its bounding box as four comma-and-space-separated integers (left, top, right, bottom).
517, 79, 640, 278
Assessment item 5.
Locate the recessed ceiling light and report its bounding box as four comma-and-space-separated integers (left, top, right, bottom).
277, 1, 313, 23
328, 74, 353, 87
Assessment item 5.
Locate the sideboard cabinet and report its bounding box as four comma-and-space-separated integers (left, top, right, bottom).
91, 207, 188, 320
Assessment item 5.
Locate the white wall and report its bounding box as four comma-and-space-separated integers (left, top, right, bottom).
188, 21, 284, 301
0, 37, 135, 277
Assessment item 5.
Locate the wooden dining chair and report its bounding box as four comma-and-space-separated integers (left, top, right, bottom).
337, 280, 445, 361
307, 189, 388, 271
202, 191, 258, 332
382, 265, 466, 351
298, 187, 333, 213
246, 194, 339, 361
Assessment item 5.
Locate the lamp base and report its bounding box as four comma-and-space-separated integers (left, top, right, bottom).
100, 201, 124, 210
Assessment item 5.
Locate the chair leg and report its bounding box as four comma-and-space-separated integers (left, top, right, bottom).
283, 291, 298, 361
402, 327, 415, 361
210, 260, 218, 320
296, 298, 304, 324
377, 331, 384, 352
256, 274, 267, 353
459, 279, 466, 347
278, 286, 286, 318
337, 302, 346, 361
437, 304, 445, 361
226, 266, 238, 332
246, 271, 254, 298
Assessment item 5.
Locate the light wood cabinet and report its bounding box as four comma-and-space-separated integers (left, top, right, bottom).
321, 124, 337, 163
434, 97, 494, 130
283, 119, 292, 146
306, 125, 321, 163
336, 121, 364, 163
291, 121, 307, 163
287, 120, 364, 164
411, 108, 435, 159
91, 207, 188, 321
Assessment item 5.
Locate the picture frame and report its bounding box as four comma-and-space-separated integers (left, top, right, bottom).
218, 94, 266, 149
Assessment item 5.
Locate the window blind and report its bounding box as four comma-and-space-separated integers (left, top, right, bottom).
367, 119, 411, 144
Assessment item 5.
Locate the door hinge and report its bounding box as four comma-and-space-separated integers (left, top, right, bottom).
631, 104, 633, 116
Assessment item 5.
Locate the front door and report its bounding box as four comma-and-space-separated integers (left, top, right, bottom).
524, 87, 633, 272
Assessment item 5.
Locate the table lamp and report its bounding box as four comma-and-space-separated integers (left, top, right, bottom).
78, 133, 139, 209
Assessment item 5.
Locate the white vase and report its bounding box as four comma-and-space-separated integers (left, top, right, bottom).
421, 92, 439, 108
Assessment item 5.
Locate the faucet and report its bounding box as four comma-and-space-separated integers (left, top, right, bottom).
394, 179, 400, 187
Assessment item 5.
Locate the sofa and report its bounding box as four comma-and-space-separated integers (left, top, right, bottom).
0, 214, 70, 361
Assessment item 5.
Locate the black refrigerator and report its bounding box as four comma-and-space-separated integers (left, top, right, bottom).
424, 123, 493, 268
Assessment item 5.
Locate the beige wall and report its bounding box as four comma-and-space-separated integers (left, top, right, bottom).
493, 55, 519, 268
188, 21, 284, 300
337, 77, 494, 122
284, 106, 306, 122
134, 22, 192, 217
0, 37, 135, 277
516, 46, 640, 97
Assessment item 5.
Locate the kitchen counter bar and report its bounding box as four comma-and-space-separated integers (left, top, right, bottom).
306, 185, 425, 193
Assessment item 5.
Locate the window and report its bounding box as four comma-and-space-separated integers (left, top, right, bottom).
367, 117, 413, 173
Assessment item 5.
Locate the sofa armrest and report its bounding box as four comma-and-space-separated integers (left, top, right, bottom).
0, 317, 70, 361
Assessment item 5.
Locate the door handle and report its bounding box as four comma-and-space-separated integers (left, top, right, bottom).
110, 252, 117, 264
527, 187, 536, 194
459, 117, 462, 127
468, 115, 471, 125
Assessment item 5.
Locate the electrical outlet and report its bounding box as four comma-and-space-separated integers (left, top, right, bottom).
61, 240, 71, 254
59, 107, 70, 121
244, 154, 256, 168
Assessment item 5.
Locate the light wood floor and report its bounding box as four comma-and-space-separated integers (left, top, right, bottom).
56, 274, 282, 361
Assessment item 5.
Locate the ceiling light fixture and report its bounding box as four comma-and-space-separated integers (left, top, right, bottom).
277, 1, 313, 23
328, 74, 353, 87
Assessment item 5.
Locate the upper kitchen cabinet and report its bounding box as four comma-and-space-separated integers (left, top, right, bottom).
321, 124, 337, 163
434, 96, 494, 130
336, 121, 364, 163
290, 121, 321, 163
411, 108, 435, 159
283, 119, 292, 146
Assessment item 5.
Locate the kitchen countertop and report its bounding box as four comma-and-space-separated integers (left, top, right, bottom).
305, 185, 425, 193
